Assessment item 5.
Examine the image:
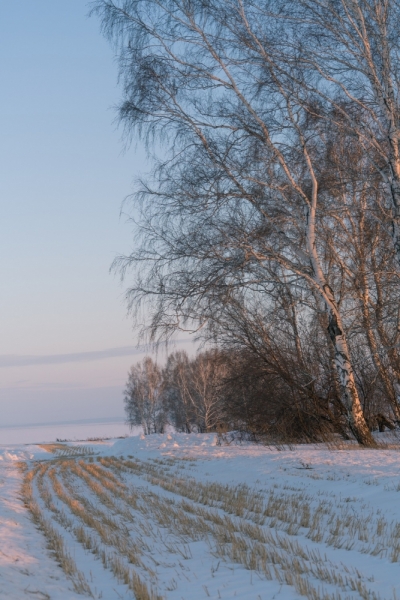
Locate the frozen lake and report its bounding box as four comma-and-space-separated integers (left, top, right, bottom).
0, 418, 139, 445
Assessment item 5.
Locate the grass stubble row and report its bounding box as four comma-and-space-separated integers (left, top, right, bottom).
103, 456, 400, 561
34, 461, 161, 600
19, 453, 397, 600
18, 462, 94, 597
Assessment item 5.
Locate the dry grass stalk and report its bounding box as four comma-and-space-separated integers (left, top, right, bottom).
38, 443, 96, 457
19, 462, 94, 597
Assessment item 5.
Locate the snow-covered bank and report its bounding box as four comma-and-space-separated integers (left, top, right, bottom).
2, 433, 400, 599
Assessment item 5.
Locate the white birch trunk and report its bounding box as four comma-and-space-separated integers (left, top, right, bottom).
325, 300, 373, 444
303, 152, 374, 446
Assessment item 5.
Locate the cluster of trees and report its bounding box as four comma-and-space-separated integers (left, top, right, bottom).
125, 350, 227, 435
125, 334, 396, 442
94, 0, 400, 445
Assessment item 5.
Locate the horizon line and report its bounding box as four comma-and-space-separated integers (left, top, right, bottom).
0, 339, 194, 368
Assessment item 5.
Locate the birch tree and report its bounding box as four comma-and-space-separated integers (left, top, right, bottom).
124, 357, 165, 434
287, 0, 400, 274
163, 350, 199, 432
189, 350, 227, 431
163, 350, 227, 431
93, 0, 375, 444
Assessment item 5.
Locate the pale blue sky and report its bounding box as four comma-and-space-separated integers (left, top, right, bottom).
0, 1, 188, 427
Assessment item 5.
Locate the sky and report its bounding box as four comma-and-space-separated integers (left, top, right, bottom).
0, 1, 193, 427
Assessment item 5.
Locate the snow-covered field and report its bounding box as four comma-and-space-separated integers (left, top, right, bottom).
2, 433, 400, 599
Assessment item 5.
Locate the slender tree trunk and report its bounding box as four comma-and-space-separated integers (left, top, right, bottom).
325, 304, 373, 444
312, 289, 347, 432
309, 245, 374, 445
303, 148, 374, 446
371, 256, 400, 418
349, 9, 400, 402
357, 265, 400, 419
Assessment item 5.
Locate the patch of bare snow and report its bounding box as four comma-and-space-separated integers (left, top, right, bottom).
0, 451, 81, 600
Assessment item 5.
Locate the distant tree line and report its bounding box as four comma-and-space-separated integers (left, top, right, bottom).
94, 0, 400, 445
125, 350, 226, 435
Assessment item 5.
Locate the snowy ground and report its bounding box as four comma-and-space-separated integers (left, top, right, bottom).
2, 433, 400, 599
